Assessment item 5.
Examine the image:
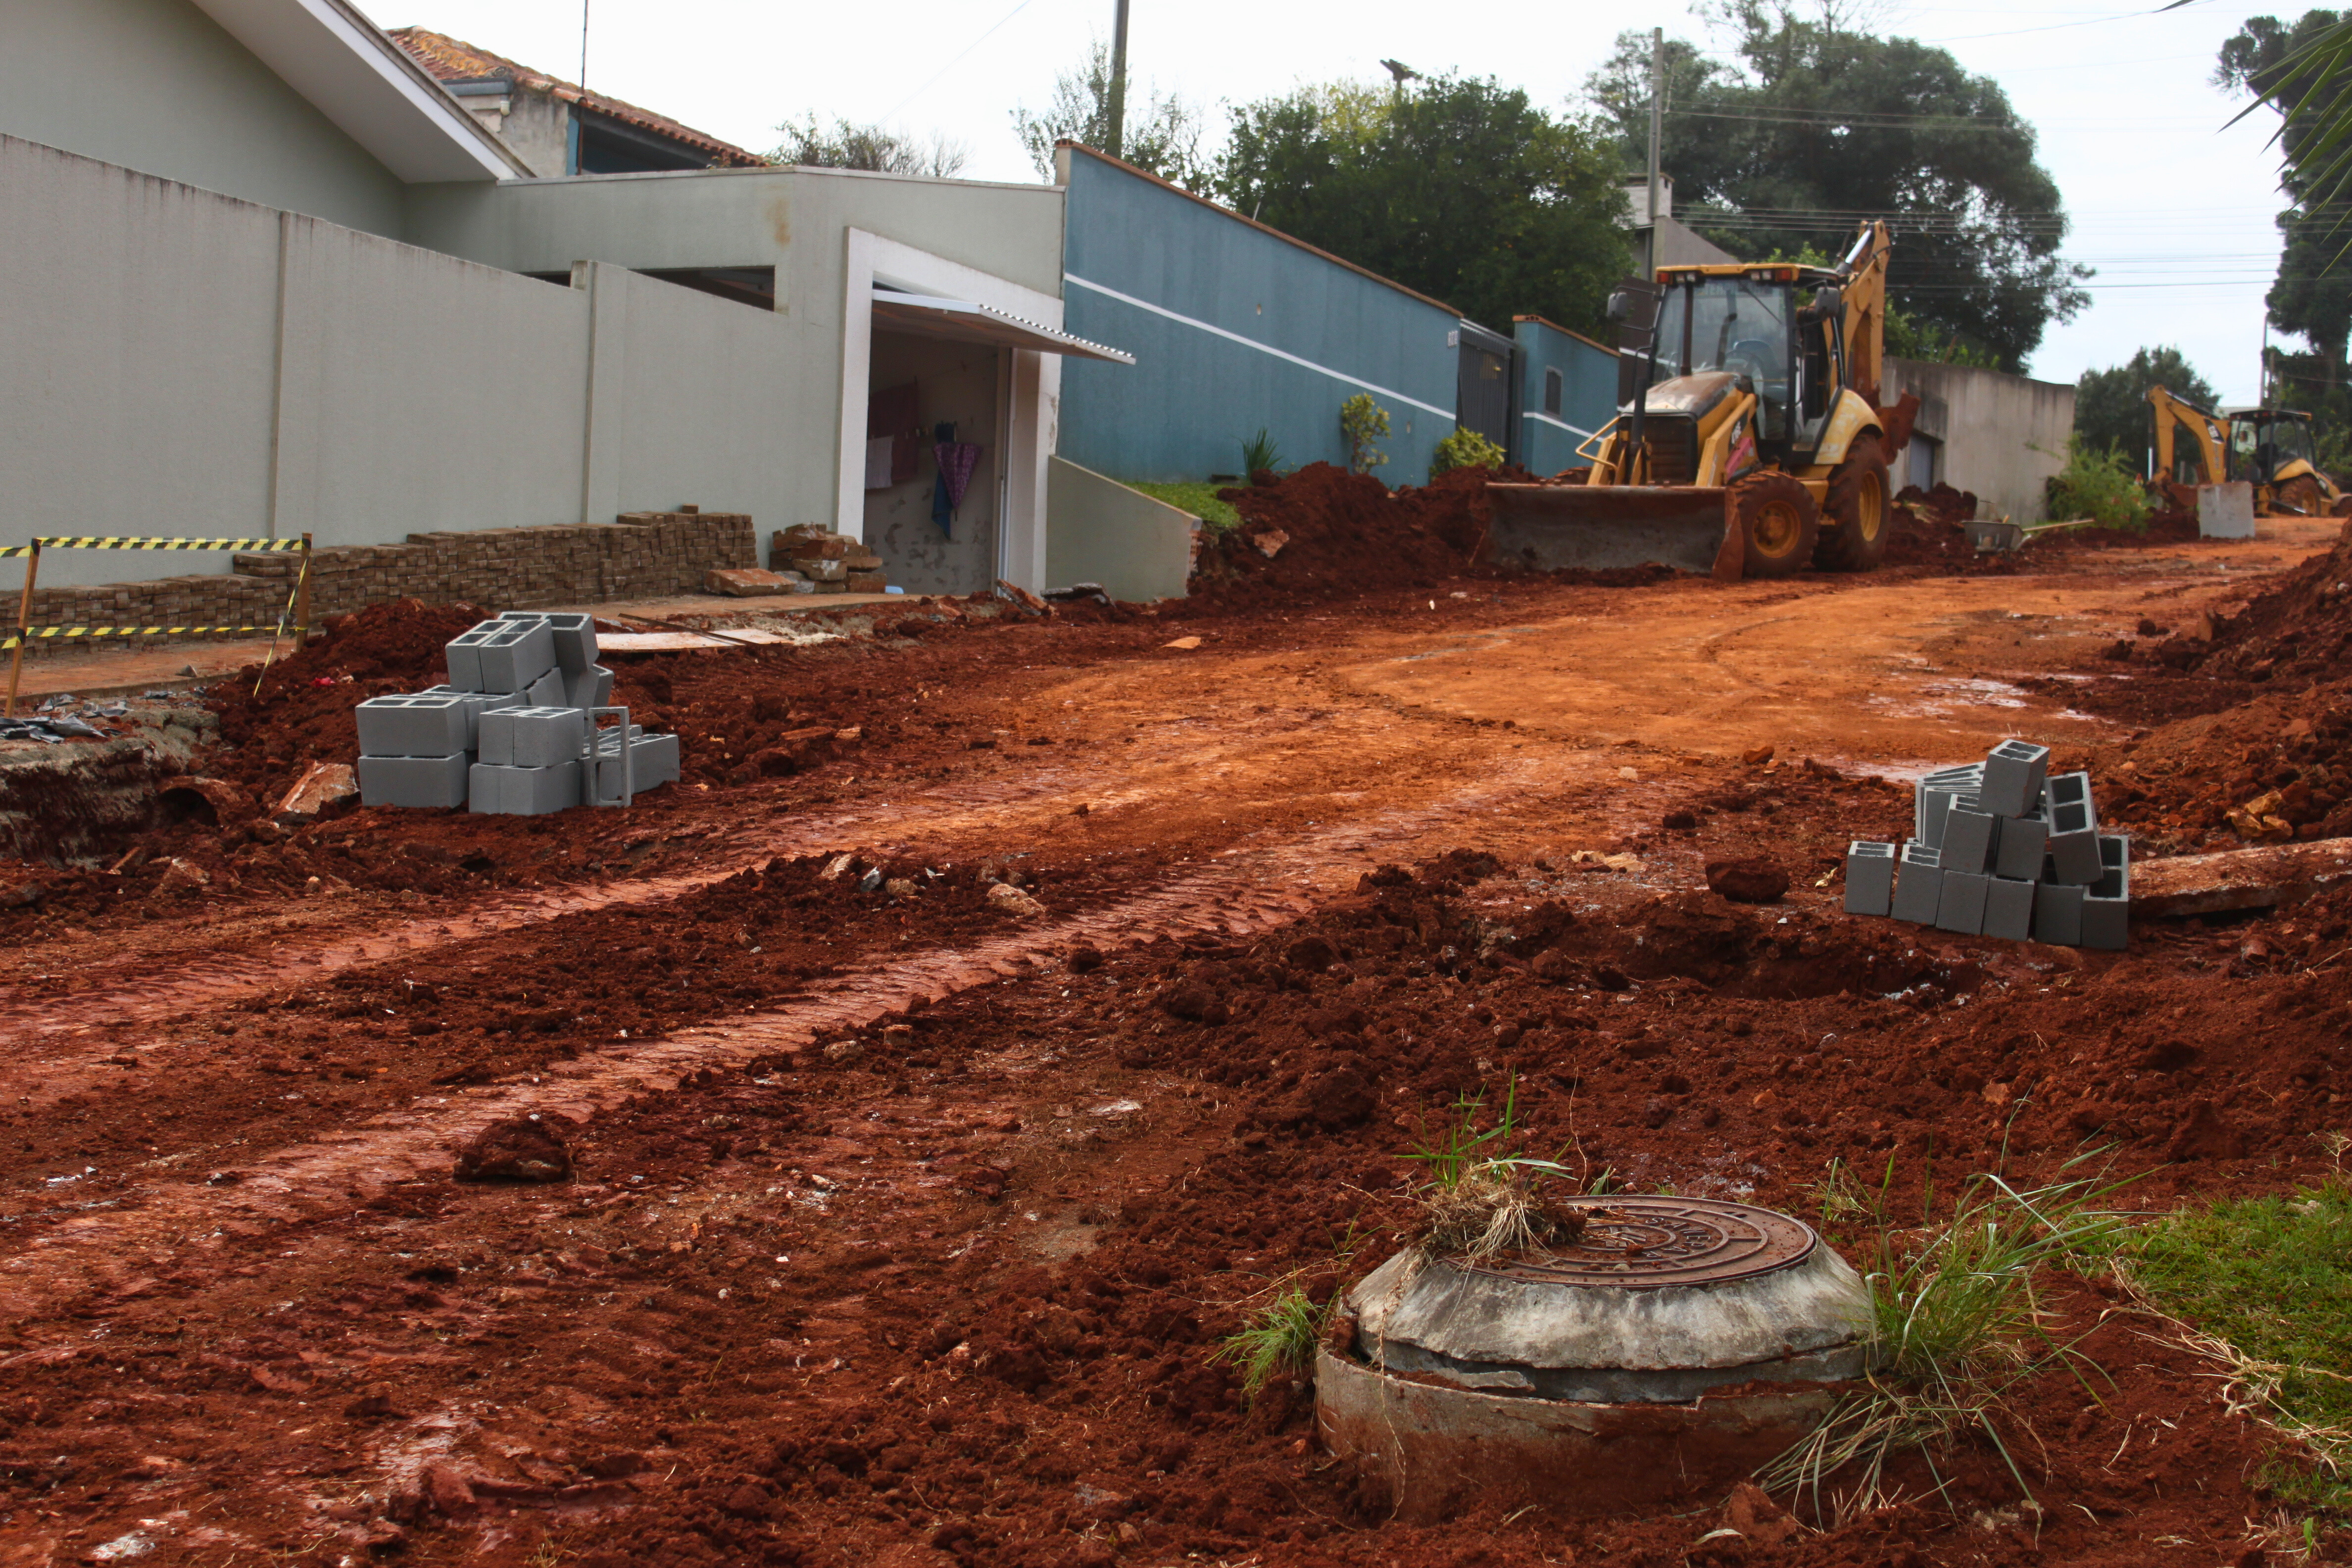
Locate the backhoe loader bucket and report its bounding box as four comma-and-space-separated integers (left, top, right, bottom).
1483, 484, 1741, 580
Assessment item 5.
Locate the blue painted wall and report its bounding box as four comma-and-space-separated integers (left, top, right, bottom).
1512, 316, 1619, 477
1058, 147, 1459, 487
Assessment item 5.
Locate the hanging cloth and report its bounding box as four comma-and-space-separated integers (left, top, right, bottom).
867, 381, 920, 487
931, 421, 982, 537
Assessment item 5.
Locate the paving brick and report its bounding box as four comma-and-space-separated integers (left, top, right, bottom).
356, 752, 470, 810
1980, 739, 2050, 818
1891, 842, 1943, 924
1934, 869, 1990, 935
1844, 840, 1896, 916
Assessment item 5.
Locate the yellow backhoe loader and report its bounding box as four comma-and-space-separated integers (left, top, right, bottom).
2145, 385, 2350, 517
1484, 221, 1914, 580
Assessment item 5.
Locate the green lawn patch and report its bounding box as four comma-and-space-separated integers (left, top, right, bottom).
1123, 480, 1240, 533
2129, 1182, 2352, 1514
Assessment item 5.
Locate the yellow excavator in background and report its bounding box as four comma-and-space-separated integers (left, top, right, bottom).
2146, 385, 2350, 517
1483, 220, 1915, 580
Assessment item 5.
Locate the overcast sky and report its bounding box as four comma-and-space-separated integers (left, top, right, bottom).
388, 0, 2301, 403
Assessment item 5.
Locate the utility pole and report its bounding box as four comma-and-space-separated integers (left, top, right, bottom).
1106, 0, 1131, 159
579, 0, 590, 90
1645, 26, 1664, 276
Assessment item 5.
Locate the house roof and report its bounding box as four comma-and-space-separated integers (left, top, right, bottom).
390, 28, 765, 168
191, 0, 528, 181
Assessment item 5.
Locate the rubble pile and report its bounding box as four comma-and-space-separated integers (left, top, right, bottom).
707, 524, 891, 597
353, 611, 679, 815
1845, 738, 2129, 949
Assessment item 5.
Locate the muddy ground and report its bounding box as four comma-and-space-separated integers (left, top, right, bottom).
0, 507, 2347, 1567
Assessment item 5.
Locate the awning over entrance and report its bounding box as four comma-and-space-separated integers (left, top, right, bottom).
870, 288, 1134, 364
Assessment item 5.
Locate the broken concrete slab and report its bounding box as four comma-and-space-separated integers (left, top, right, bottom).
2129, 836, 2352, 918
275, 761, 358, 822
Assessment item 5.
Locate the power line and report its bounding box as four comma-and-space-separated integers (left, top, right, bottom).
880, 0, 1042, 124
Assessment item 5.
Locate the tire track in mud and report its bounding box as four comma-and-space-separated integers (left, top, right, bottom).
0, 762, 1593, 1320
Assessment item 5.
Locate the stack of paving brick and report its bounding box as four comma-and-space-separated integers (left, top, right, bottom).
352, 611, 680, 815
1843, 739, 2130, 949
771, 526, 888, 594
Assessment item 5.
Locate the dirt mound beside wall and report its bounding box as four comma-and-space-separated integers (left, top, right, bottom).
1191, 463, 1501, 604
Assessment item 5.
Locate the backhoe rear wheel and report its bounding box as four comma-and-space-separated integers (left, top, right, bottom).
2276, 475, 2323, 517
1731, 471, 1819, 579
1815, 433, 1891, 571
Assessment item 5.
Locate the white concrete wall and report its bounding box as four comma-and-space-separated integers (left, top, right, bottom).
403, 164, 1069, 584
1885, 358, 2076, 524
0, 137, 831, 591
0, 0, 404, 235
1044, 458, 1197, 602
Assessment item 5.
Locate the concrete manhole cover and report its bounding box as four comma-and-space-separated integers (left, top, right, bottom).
1457, 1196, 1815, 1289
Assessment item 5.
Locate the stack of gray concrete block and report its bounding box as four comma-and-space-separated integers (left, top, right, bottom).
353, 611, 679, 814
1842, 739, 2129, 949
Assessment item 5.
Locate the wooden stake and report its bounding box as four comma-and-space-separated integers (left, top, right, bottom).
4, 539, 39, 720
293, 534, 312, 651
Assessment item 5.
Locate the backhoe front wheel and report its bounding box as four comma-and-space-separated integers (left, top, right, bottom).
2275, 476, 2323, 516
1731, 472, 1819, 579
1816, 434, 1891, 571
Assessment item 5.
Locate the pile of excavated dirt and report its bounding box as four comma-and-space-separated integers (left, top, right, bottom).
1883, 482, 2006, 573
1191, 463, 1503, 605
2092, 676, 2352, 854
2161, 521, 2352, 688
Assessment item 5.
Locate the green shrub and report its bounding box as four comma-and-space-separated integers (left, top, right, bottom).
1238, 428, 1285, 477
2042, 436, 2152, 531
1430, 427, 1506, 476
1123, 479, 1240, 532
1214, 1284, 1328, 1403
1340, 393, 1389, 474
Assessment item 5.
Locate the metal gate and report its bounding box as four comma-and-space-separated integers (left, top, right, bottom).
1455, 319, 1516, 456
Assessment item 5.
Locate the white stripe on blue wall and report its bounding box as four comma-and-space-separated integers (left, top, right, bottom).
1521, 408, 1602, 440
1064, 273, 1458, 424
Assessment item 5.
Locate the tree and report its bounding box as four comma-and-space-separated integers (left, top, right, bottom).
2073, 347, 2221, 462
1010, 41, 1205, 188
1210, 75, 1631, 336
1585, 2, 2090, 370
2219, 12, 2352, 392
771, 116, 967, 178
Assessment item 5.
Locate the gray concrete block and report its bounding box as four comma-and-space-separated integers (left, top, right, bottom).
1935, 870, 1990, 935
593, 733, 681, 803
479, 706, 587, 769
1941, 807, 2000, 875
2033, 882, 2085, 947
469, 760, 583, 816
1993, 811, 2049, 882
1980, 739, 2050, 818
2044, 772, 2101, 884
564, 665, 615, 710
1844, 840, 1897, 916
1915, 766, 1983, 848
1983, 877, 2035, 941
2079, 836, 2131, 949
500, 610, 598, 672
526, 667, 568, 708
357, 752, 470, 809
354, 694, 472, 758
1891, 842, 1943, 924
416, 686, 529, 748
447, 620, 555, 693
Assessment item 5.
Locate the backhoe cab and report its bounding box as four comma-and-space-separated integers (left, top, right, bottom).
2146, 385, 2348, 518
1484, 222, 1904, 581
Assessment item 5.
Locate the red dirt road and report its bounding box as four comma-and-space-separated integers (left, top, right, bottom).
0, 526, 2341, 1566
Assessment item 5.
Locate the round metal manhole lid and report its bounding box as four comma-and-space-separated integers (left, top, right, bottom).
1452, 1196, 1817, 1289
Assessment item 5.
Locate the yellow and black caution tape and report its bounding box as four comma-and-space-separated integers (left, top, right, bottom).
1, 623, 296, 650
31, 536, 305, 552
0, 545, 32, 559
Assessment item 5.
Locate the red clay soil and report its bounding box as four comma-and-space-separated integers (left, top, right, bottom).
1191, 463, 1506, 607
6, 553, 2352, 1565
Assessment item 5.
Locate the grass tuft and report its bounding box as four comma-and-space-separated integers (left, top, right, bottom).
1760, 1161, 2128, 1522
1214, 1284, 1328, 1404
